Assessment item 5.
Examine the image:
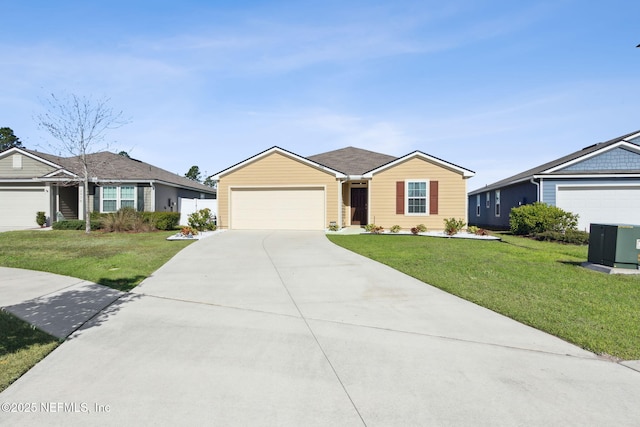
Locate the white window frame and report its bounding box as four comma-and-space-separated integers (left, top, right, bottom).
405, 180, 429, 216
476, 194, 481, 217
486, 191, 490, 208
495, 190, 501, 217
101, 185, 137, 213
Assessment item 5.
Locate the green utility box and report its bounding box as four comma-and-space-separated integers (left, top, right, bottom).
588, 224, 640, 269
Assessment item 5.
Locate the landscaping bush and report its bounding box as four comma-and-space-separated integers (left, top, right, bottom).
52, 220, 101, 230
416, 224, 428, 232
141, 212, 180, 231
410, 227, 419, 235
188, 208, 216, 232
390, 225, 402, 233
444, 218, 466, 236
36, 211, 46, 227
510, 202, 578, 235
101, 207, 154, 233
533, 230, 590, 245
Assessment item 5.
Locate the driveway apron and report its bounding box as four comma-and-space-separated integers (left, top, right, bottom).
2, 230, 639, 426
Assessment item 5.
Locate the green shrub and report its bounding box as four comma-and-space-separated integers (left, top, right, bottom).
142, 212, 180, 230
188, 208, 216, 232
390, 225, 402, 233
101, 207, 154, 233
328, 223, 340, 231
467, 225, 478, 234
533, 230, 590, 245
444, 218, 466, 236
52, 220, 101, 230
364, 224, 383, 233
416, 224, 428, 232
510, 202, 578, 235
36, 211, 46, 227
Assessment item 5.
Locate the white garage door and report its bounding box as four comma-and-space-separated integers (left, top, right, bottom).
231, 187, 325, 230
556, 186, 640, 231
0, 187, 48, 228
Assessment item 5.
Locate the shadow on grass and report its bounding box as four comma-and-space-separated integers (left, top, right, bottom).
0, 310, 60, 353
98, 275, 147, 292
559, 260, 585, 267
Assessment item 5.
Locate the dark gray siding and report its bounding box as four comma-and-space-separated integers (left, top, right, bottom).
468, 181, 538, 229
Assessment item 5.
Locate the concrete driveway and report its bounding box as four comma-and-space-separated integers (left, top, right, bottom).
2, 230, 640, 426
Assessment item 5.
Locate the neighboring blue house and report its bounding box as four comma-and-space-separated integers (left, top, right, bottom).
468, 130, 640, 231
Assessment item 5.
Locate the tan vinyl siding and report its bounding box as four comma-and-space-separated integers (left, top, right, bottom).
370, 157, 468, 230
217, 152, 339, 229
0, 153, 57, 178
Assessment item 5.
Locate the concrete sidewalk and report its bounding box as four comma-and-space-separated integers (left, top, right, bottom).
2, 231, 640, 426
0, 267, 124, 339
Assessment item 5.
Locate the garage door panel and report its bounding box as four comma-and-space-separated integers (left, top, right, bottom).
557, 186, 640, 231
231, 188, 325, 230
0, 188, 48, 227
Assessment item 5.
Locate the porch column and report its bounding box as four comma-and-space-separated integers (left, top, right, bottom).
78, 185, 85, 220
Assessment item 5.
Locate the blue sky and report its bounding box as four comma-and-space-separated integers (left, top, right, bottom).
2, 1, 639, 190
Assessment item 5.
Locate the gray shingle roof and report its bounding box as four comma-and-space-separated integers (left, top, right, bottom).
306, 146, 397, 175
24, 149, 215, 193
469, 130, 640, 195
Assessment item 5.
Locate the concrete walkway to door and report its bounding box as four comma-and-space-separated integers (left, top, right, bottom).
2, 231, 640, 426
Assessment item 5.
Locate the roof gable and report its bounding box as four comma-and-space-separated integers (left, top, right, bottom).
469, 129, 640, 194
555, 146, 640, 173
212, 146, 347, 179
364, 151, 475, 178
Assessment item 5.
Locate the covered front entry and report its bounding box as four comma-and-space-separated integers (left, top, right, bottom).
57, 185, 79, 220
350, 187, 368, 225
230, 187, 325, 230
556, 185, 640, 231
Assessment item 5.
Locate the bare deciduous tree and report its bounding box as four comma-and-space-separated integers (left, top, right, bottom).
37, 93, 129, 233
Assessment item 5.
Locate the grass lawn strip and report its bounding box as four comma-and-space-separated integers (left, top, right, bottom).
327, 233, 640, 361
0, 230, 194, 291
0, 310, 60, 391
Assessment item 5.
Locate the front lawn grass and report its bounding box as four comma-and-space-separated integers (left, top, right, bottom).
0, 230, 194, 291
327, 233, 640, 361
0, 310, 60, 391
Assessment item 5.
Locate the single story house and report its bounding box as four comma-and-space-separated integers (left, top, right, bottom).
210, 146, 475, 231
0, 147, 216, 228
468, 129, 640, 231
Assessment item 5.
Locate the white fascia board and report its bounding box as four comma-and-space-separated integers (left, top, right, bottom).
211, 146, 346, 180
533, 173, 640, 179
542, 141, 640, 173
42, 169, 78, 179
1, 147, 65, 169
363, 151, 475, 178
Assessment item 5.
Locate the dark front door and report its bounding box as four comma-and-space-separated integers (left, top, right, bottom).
350, 188, 368, 225
58, 186, 79, 220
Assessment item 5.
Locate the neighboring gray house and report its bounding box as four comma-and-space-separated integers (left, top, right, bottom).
468, 130, 640, 231
0, 147, 216, 228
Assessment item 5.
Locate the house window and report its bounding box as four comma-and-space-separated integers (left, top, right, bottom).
407, 181, 428, 214
102, 185, 136, 212
486, 191, 490, 208
476, 195, 481, 216
495, 190, 501, 217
